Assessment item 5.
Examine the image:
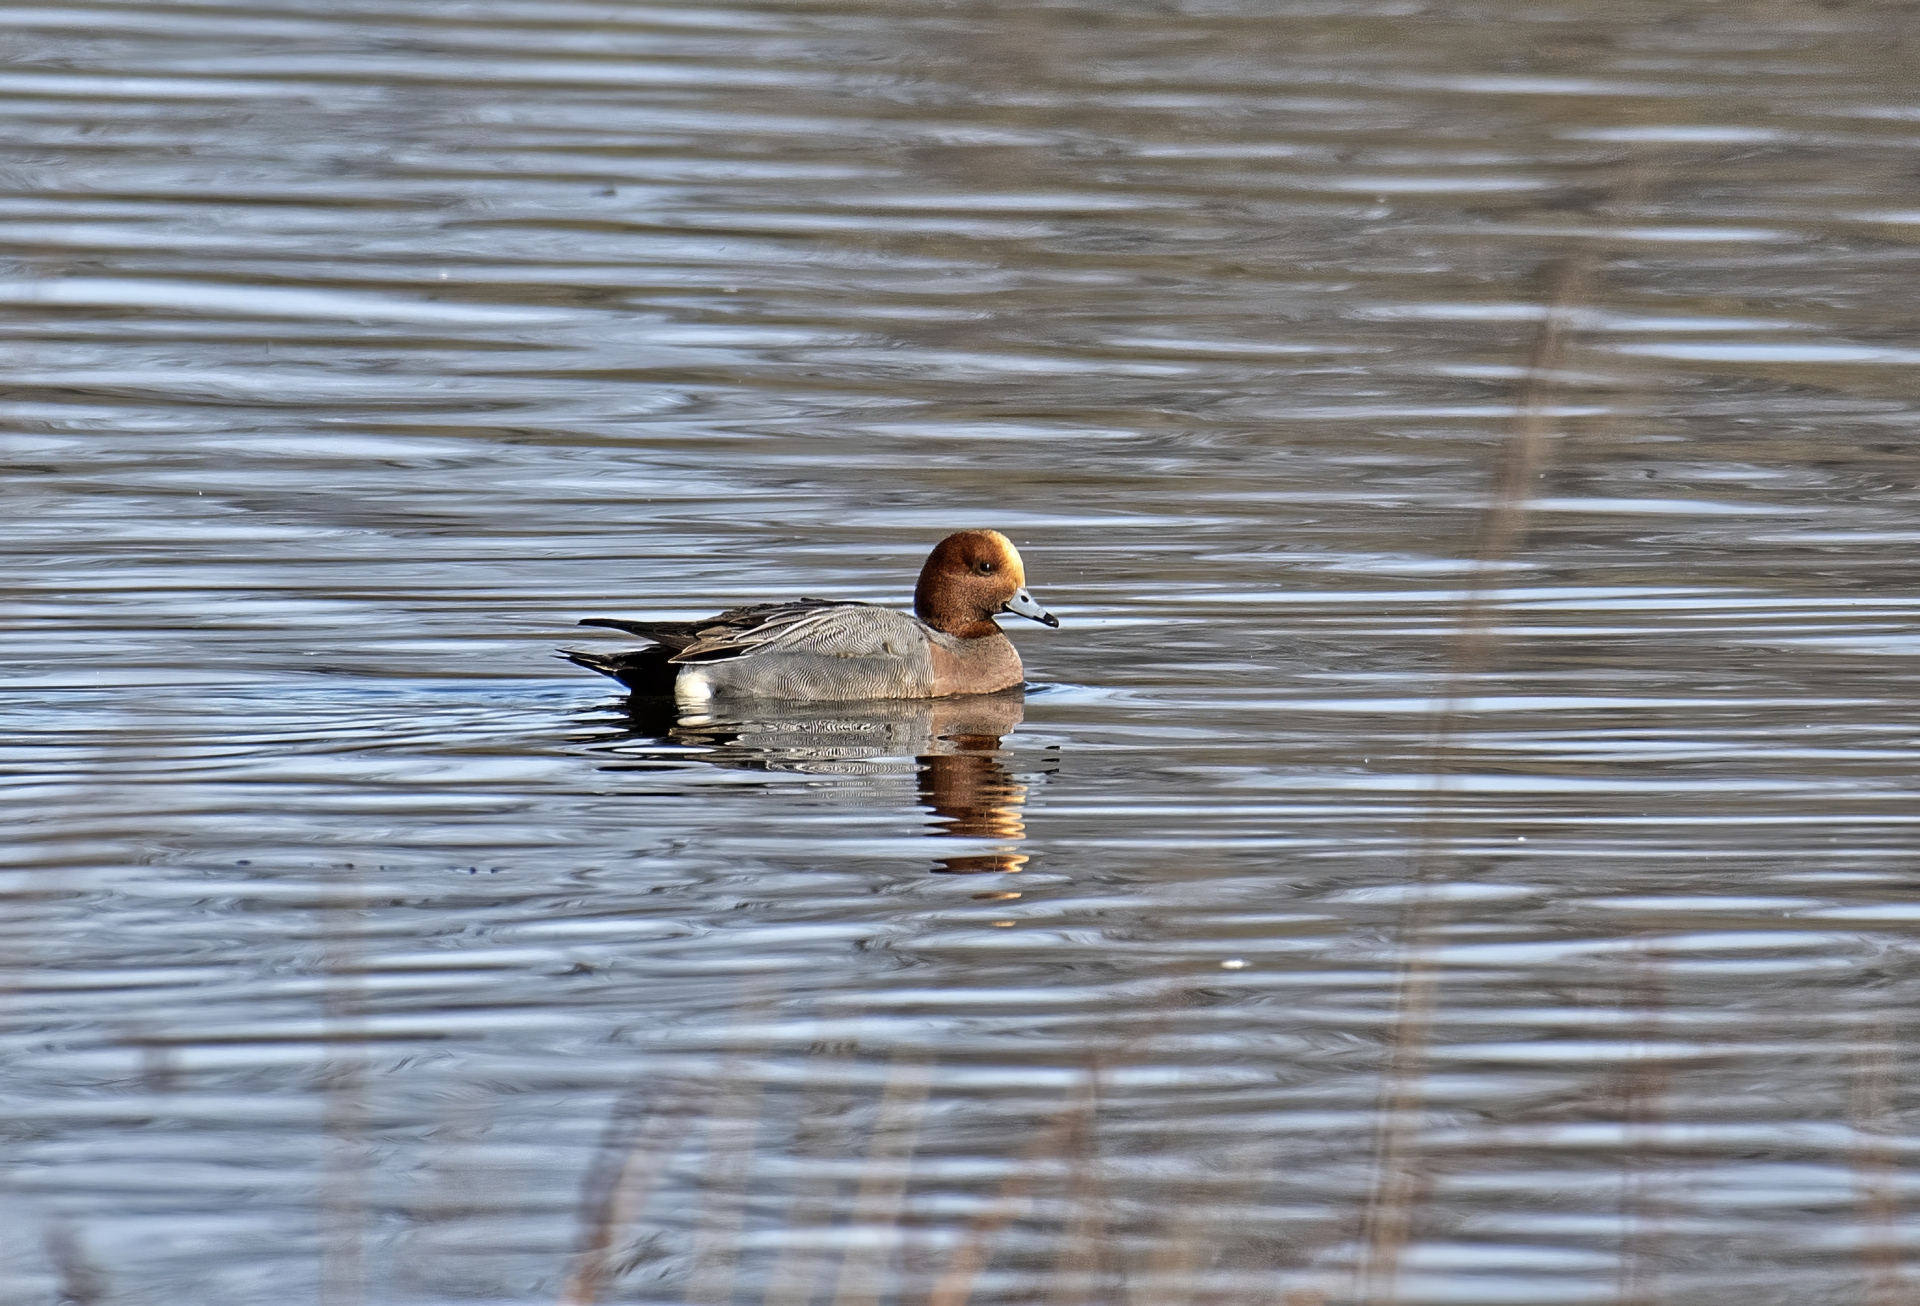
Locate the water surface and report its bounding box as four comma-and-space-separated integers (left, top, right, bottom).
6, 1, 1920, 1303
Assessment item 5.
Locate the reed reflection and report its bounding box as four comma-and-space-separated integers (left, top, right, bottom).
587, 691, 1033, 873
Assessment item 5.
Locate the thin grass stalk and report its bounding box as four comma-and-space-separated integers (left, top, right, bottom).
1044, 1059, 1107, 1306
829, 1047, 936, 1306
894, 1198, 940, 1306
1617, 944, 1671, 1306
1849, 1010, 1903, 1306
1354, 157, 1667, 1304
1101, 979, 1228, 1306
923, 1068, 1099, 1306
1179, 1138, 1314, 1306
45, 1218, 106, 1306
561, 1084, 703, 1306
760, 1038, 864, 1306
391, 1094, 495, 1303
688, 990, 780, 1306
1102, 974, 1265, 1306
1353, 249, 1596, 1305
686, 1075, 771, 1306
1129, 1167, 1208, 1306
320, 869, 369, 1306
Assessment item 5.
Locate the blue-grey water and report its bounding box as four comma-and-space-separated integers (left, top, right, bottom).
6, 2, 1920, 1303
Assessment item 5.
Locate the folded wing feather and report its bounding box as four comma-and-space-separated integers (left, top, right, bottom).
581, 601, 928, 665
675, 603, 926, 663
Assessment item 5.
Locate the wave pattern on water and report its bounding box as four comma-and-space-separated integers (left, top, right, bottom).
5, 1, 1920, 1303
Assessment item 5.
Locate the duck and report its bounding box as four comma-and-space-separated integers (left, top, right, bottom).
562, 529, 1059, 702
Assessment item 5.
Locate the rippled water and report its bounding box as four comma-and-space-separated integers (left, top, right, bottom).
7, 2, 1920, 1303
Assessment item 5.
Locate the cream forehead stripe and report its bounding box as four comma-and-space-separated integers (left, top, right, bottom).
989, 532, 1025, 582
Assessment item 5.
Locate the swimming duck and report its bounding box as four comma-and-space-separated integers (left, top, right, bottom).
562, 530, 1058, 702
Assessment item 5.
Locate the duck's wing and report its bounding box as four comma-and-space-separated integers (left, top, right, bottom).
577, 599, 842, 653
670, 603, 926, 664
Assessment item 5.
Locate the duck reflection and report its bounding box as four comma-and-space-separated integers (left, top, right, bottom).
589, 690, 1034, 873
915, 704, 1030, 874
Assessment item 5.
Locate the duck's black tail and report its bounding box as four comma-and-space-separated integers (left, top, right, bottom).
557, 643, 679, 694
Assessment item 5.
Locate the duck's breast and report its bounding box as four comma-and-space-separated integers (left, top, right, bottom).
927, 630, 1024, 697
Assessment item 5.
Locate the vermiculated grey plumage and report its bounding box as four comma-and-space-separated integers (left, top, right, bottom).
565, 601, 947, 697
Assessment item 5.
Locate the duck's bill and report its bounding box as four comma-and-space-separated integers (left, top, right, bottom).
1003, 588, 1061, 628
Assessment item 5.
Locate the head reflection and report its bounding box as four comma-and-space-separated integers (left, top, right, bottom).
598, 691, 1032, 874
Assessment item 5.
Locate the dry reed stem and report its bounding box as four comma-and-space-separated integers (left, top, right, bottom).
829, 1047, 937, 1306
1177, 1138, 1309, 1306
391, 1096, 495, 1302
1617, 945, 1671, 1306
759, 1041, 864, 1306
1133, 1163, 1246, 1306
688, 990, 780, 1306
1353, 246, 1599, 1306
686, 1073, 771, 1306
320, 870, 369, 1306
1104, 982, 1233, 1306
561, 1084, 703, 1306
1849, 1011, 1903, 1306
45, 1218, 106, 1306
919, 982, 1201, 1306
1043, 1059, 1107, 1306
923, 1067, 1100, 1306
1354, 157, 1666, 1304
1130, 1196, 1205, 1306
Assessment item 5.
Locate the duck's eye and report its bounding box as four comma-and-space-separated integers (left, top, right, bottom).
975, 561, 995, 575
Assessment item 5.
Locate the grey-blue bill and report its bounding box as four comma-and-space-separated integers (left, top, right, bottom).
1002, 587, 1060, 628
